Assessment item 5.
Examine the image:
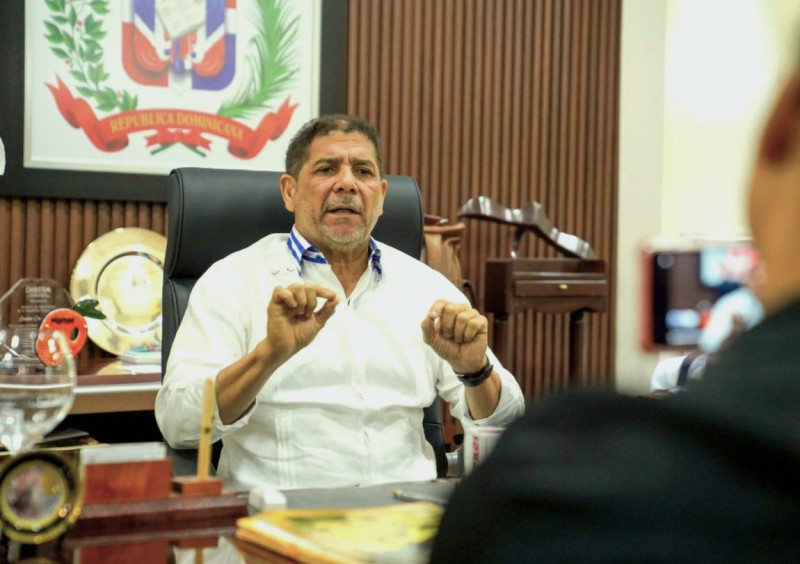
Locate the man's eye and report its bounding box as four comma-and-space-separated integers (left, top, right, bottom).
316, 166, 333, 174
357, 168, 374, 176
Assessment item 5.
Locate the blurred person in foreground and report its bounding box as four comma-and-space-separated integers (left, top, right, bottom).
431, 60, 800, 562
156, 115, 524, 494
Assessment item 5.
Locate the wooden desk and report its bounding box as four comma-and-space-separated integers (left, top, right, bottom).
12, 491, 248, 563
72, 361, 161, 415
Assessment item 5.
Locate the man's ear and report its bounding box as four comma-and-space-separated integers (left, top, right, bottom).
376, 178, 388, 217
279, 174, 296, 212
759, 74, 800, 163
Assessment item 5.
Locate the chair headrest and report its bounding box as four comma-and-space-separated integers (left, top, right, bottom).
164, 167, 425, 280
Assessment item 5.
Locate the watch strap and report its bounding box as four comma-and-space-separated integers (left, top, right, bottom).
456, 359, 494, 387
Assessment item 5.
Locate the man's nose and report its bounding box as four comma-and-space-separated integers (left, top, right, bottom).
334, 168, 358, 193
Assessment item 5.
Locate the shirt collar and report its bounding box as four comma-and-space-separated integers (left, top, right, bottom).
286, 226, 383, 280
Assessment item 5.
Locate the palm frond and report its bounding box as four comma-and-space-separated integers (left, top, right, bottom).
219, 0, 300, 119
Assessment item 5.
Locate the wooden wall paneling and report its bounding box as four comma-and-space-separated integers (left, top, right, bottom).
10, 199, 25, 285
346, 0, 621, 401
39, 200, 55, 278
151, 201, 165, 235
83, 201, 97, 252
123, 201, 138, 227
368, 4, 381, 123
67, 201, 83, 279
387, 2, 403, 177
418, 0, 433, 212
482, 0, 497, 284
430, 1, 444, 216
96, 201, 111, 235
575, 0, 590, 253
53, 199, 70, 287
109, 201, 124, 231
446, 0, 464, 223
439, 0, 454, 220
24, 199, 40, 276
461, 0, 477, 289
137, 203, 150, 230
347, 4, 361, 114
507, 0, 522, 212
488, 0, 500, 258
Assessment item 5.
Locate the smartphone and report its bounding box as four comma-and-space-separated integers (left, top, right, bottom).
640, 238, 759, 351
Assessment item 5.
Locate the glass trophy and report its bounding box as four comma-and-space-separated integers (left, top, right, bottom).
0, 279, 74, 359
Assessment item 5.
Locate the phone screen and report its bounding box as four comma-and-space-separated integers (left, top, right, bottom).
641, 244, 758, 350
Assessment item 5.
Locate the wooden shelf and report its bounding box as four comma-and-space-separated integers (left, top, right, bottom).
71, 360, 161, 416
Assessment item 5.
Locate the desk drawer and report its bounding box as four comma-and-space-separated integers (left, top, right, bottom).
514, 279, 607, 298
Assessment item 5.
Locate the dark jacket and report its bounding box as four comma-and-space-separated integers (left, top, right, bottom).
430, 300, 800, 563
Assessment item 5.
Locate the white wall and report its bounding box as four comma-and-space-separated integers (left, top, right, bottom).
615, 0, 667, 393
616, 0, 800, 394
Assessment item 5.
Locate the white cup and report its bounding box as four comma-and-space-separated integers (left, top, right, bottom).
462, 426, 505, 474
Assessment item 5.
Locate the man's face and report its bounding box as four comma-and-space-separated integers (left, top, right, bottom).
280, 131, 387, 256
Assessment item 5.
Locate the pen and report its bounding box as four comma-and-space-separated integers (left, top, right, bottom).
392, 489, 449, 506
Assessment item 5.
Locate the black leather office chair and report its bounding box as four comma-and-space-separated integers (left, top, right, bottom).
161, 167, 447, 476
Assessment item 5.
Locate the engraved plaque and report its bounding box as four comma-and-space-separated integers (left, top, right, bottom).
0, 279, 73, 358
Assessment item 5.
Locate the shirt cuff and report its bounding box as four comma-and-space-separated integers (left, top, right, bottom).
179, 376, 257, 440
460, 369, 524, 427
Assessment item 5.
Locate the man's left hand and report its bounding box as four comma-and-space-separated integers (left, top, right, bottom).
421, 300, 488, 374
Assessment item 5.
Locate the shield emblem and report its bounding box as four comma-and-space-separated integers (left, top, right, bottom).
122, 0, 235, 90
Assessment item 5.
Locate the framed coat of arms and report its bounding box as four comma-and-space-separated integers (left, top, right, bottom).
0, 0, 347, 201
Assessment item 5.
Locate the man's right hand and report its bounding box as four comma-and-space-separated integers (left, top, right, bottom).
216, 284, 338, 425
266, 283, 340, 360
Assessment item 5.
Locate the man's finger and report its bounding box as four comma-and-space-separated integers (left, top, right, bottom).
426, 300, 447, 322
288, 284, 309, 314
436, 303, 465, 339
300, 285, 317, 318
462, 316, 487, 342
420, 315, 437, 344
314, 286, 339, 301
272, 285, 297, 309
451, 309, 480, 343
315, 296, 340, 326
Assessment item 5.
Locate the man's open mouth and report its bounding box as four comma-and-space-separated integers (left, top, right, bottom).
327, 206, 360, 215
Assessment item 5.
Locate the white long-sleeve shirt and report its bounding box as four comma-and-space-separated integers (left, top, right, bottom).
156, 230, 524, 492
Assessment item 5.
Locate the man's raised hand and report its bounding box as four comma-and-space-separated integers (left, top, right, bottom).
421, 300, 488, 374
267, 283, 339, 360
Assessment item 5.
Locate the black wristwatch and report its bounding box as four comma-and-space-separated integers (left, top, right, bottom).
456, 358, 494, 387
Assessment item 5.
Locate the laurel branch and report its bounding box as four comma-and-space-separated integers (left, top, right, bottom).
44, 0, 138, 112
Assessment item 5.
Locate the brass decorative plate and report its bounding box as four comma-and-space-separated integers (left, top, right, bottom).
70, 228, 166, 355
0, 451, 83, 544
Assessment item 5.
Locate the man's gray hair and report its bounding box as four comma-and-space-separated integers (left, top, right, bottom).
284, 114, 384, 178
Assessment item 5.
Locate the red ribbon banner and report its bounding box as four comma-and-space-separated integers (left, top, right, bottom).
46, 75, 299, 158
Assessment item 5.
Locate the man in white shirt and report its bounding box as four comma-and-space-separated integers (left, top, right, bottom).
156, 115, 525, 493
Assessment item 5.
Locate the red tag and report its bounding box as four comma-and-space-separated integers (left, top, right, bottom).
38, 308, 88, 365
